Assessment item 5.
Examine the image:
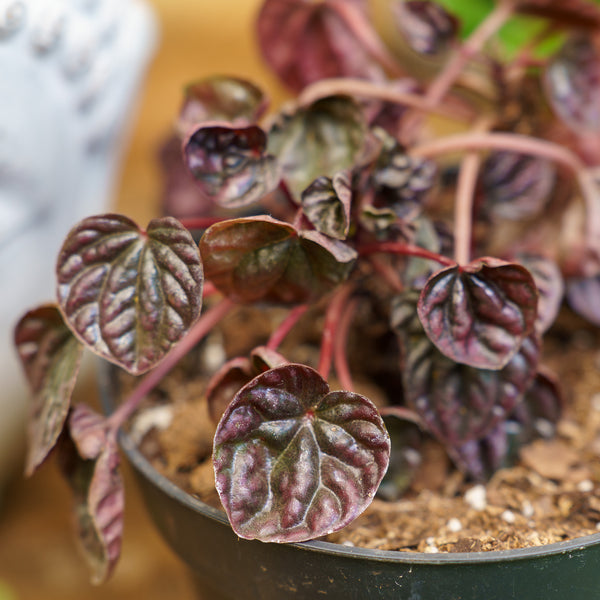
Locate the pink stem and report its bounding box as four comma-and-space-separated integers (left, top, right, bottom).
368, 255, 404, 294
318, 284, 355, 381
330, 0, 404, 78
424, 0, 515, 107
202, 280, 218, 298
107, 298, 235, 430
454, 152, 482, 265
358, 242, 456, 267
334, 298, 359, 392
266, 305, 309, 351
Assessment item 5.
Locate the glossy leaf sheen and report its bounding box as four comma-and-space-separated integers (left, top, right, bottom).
59, 417, 123, 585
268, 96, 367, 197
200, 216, 356, 304
14, 305, 83, 475
213, 364, 390, 542
544, 33, 600, 134
417, 259, 537, 369
301, 171, 352, 240
184, 124, 279, 208
393, 292, 540, 447
56, 214, 203, 375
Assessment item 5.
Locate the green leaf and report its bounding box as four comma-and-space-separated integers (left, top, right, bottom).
199, 216, 357, 304
56, 214, 204, 375
267, 96, 367, 198
14, 304, 83, 476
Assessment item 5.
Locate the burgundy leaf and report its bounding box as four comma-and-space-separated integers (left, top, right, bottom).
515, 254, 564, 333
392, 1, 458, 56
58, 416, 124, 584
178, 76, 268, 132
544, 33, 600, 134
69, 404, 111, 460
199, 216, 356, 304
301, 171, 352, 240
515, 0, 600, 30
267, 96, 367, 198
213, 364, 390, 542
56, 214, 203, 375
14, 305, 83, 476
256, 0, 385, 92
249, 346, 289, 373
566, 273, 600, 326
377, 408, 423, 501
393, 291, 540, 447
206, 357, 254, 425
184, 124, 279, 209
417, 258, 538, 369
480, 152, 555, 220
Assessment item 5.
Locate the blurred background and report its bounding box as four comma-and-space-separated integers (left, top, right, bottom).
0, 1, 287, 598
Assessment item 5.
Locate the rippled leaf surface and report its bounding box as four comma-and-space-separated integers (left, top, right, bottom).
58, 410, 123, 584
56, 214, 203, 375
184, 124, 279, 208
544, 33, 600, 134
268, 96, 367, 197
301, 171, 352, 240
179, 76, 268, 131
213, 364, 390, 542
200, 216, 356, 304
417, 258, 537, 369
393, 292, 539, 446
257, 0, 384, 92
14, 305, 83, 475
393, 0, 458, 55
481, 152, 555, 220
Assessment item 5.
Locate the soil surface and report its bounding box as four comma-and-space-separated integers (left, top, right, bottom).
128, 306, 600, 553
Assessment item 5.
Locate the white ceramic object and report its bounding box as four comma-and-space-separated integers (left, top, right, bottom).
0, 0, 157, 484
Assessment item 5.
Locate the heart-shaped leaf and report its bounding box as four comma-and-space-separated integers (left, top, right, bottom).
515, 254, 564, 333
184, 124, 280, 209
213, 364, 390, 542
393, 0, 458, 56
301, 171, 352, 240
14, 305, 84, 476
544, 33, 600, 134
56, 214, 203, 375
178, 76, 268, 132
256, 0, 385, 92
268, 96, 367, 198
393, 291, 540, 447
480, 151, 555, 220
566, 273, 600, 326
199, 216, 357, 304
58, 408, 124, 584
377, 408, 423, 501
417, 258, 538, 369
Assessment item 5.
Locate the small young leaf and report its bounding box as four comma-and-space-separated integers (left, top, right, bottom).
249, 346, 289, 373
544, 33, 600, 134
393, 292, 540, 447
213, 364, 390, 542
417, 258, 538, 369
178, 76, 268, 132
515, 254, 564, 333
14, 305, 83, 476
256, 0, 385, 92
58, 409, 124, 585
480, 151, 555, 220
206, 357, 254, 425
301, 171, 352, 240
377, 408, 423, 501
199, 216, 356, 304
56, 214, 203, 375
268, 96, 367, 198
393, 1, 458, 56
566, 273, 600, 326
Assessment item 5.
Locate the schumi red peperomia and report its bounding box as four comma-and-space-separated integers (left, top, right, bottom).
13, 0, 600, 582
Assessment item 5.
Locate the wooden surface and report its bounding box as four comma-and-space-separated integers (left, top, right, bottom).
0, 1, 284, 597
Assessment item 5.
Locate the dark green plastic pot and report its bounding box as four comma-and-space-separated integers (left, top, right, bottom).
100, 368, 600, 600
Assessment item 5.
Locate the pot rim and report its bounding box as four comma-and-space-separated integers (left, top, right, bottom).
100, 364, 600, 566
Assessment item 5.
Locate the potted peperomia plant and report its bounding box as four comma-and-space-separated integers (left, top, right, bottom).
13, 0, 600, 597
